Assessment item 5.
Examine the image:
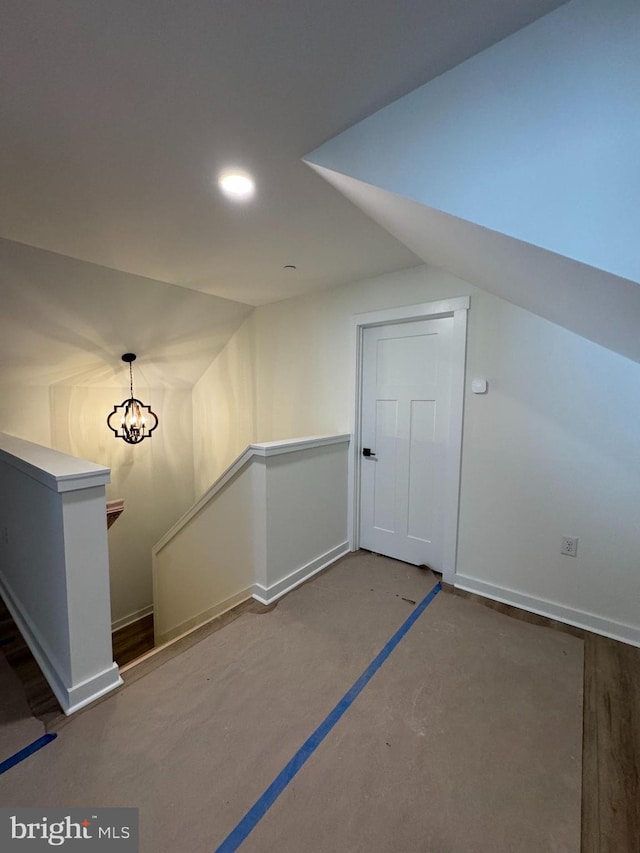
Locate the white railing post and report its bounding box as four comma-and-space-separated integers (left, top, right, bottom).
0, 432, 122, 714
153, 435, 350, 644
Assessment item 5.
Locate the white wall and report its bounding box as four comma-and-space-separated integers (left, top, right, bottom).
154, 436, 349, 644
456, 293, 640, 641
0, 384, 195, 626
0, 235, 251, 627
195, 264, 640, 643
0, 433, 121, 713
0, 386, 52, 447
192, 315, 257, 496
307, 0, 640, 284
154, 457, 263, 644
264, 442, 349, 600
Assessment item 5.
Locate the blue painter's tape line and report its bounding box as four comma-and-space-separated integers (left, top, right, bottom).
0, 733, 57, 775
214, 581, 441, 853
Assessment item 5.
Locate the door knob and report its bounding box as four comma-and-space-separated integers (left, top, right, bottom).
362, 448, 376, 457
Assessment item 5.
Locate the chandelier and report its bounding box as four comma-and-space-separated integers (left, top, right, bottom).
107, 353, 158, 444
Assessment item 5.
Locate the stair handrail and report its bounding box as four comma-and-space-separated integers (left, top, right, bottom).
153, 434, 350, 556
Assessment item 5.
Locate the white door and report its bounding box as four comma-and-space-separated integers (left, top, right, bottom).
359, 317, 454, 568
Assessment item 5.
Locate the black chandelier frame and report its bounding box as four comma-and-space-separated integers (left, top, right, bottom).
107, 353, 159, 445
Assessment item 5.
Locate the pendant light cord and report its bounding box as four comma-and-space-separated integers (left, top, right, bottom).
107, 352, 158, 443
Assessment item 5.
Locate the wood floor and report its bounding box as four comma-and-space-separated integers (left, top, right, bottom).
0, 599, 60, 723
581, 633, 640, 853
111, 614, 155, 667
0, 603, 156, 721
444, 584, 640, 853
1, 589, 639, 850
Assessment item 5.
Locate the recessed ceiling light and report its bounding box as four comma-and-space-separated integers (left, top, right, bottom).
218, 170, 255, 201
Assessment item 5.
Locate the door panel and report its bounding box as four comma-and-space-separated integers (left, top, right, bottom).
359, 318, 453, 567
377, 333, 438, 387
373, 398, 398, 532
407, 399, 436, 542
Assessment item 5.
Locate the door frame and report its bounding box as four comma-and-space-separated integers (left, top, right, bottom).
348, 296, 469, 583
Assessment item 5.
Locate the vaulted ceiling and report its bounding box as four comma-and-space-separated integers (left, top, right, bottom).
1, 0, 571, 386
306, 0, 640, 363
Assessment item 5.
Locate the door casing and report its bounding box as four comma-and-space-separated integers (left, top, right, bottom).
348, 296, 469, 584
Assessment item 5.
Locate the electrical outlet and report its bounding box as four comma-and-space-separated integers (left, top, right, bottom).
561, 536, 578, 557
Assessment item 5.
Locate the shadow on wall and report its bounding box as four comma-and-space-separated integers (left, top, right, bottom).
0, 237, 252, 388
49, 384, 196, 626
192, 316, 258, 496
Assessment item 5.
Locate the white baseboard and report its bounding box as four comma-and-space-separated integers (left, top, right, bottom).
0, 573, 123, 714
153, 542, 349, 647
453, 574, 640, 648
253, 541, 350, 605
155, 587, 254, 646
111, 604, 154, 632
64, 663, 123, 715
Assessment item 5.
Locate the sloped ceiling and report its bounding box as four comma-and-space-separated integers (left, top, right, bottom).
0, 0, 571, 389
307, 168, 640, 364
0, 238, 251, 388
0, 0, 567, 304
306, 0, 640, 363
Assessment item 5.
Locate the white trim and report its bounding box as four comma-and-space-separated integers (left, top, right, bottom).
0, 572, 70, 709
253, 541, 350, 605
353, 296, 469, 328
121, 605, 255, 672
251, 434, 350, 456
442, 306, 468, 580
124, 543, 348, 671
0, 572, 122, 714
454, 575, 640, 648
154, 434, 350, 555
349, 298, 469, 573
0, 432, 110, 493
64, 663, 123, 716
154, 587, 254, 646
111, 604, 154, 632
